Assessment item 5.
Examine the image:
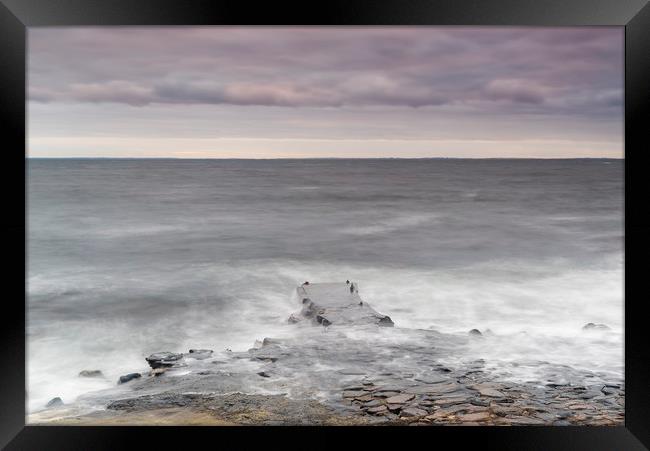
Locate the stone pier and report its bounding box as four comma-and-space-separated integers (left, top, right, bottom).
289, 282, 394, 327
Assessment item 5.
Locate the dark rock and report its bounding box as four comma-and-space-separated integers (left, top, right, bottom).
78, 370, 103, 378
468, 329, 482, 336
257, 371, 271, 378
46, 397, 63, 408
582, 323, 610, 331
145, 352, 184, 369
316, 315, 332, 327
118, 373, 142, 384
400, 407, 428, 418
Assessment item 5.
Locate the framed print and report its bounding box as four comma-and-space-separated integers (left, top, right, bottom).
1, 0, 649, 449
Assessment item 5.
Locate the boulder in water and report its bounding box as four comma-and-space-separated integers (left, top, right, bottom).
118, 373, 142, 384
46, 397, 63, 408
469, 329, 482, 336
145, 352, 184, 368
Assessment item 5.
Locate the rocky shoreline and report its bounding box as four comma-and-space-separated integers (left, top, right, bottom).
29, 282, 624, 426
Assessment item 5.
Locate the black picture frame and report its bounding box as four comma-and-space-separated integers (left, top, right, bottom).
1, 0, 648, 449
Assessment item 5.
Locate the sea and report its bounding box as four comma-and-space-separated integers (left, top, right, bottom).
26, 158, 624, 413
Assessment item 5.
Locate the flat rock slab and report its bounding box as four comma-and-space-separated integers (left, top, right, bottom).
385, 394, 415, 404
374, 392, 401, 398
474, 386, 506, 398
400, 407, 428, 418
367, 405, 388, 414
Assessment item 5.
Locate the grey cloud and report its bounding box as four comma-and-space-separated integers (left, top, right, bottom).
483, 79, 548, 104
38, 78, 452, 108
68, 81, 154, 106
28, 27, 622, 115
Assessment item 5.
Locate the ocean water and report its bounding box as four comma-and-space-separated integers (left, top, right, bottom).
26, 158, 624, 412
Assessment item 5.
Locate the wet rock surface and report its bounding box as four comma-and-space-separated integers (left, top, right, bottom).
104, 392, 377, 425
118, 373, 142, 384
145, 352, 185, 369
29, 283, 624, 426
289, 283, 394, 327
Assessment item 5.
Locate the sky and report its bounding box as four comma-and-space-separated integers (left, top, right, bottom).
28, 27, 623, 158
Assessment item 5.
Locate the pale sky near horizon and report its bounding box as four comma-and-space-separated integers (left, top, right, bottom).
28, 27, 624, 158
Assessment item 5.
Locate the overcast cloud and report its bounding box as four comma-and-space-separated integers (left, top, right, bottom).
28, 27, 623, 158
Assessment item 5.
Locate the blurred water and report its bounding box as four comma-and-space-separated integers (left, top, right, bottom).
27, 158, 623, 412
